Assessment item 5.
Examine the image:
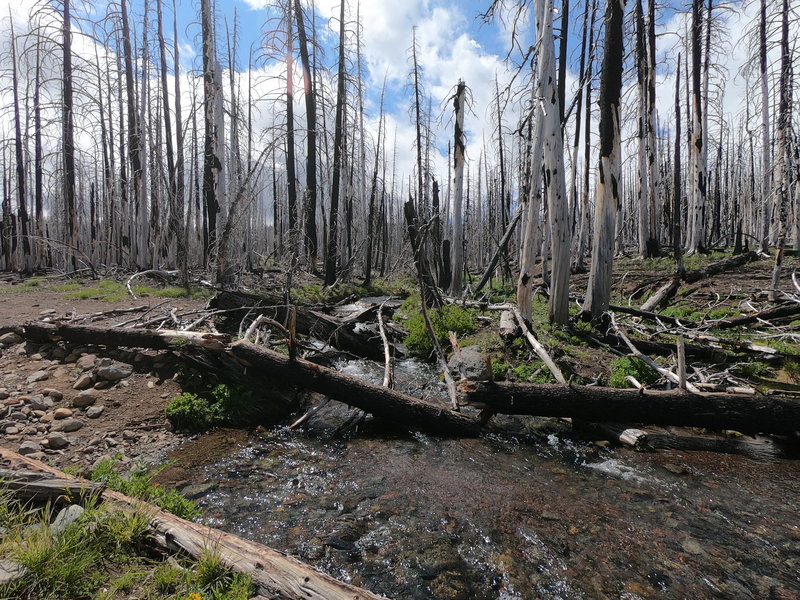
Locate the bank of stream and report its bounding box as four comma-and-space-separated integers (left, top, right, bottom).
154, 355, 800, 600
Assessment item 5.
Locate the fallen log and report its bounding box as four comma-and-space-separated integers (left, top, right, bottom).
20, 321, 478, 436
0, 448, 387, 600
682, 250, 760, 284
24, 321, 230, 351
459, 381, 800, 437
209, 290, 388, 360
229, 341, 478, 435
638, 251, 760, 313
0, 469, 103, 501
715, 302, 800, 329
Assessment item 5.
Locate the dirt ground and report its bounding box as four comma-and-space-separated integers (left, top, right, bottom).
0, 275, 208, 473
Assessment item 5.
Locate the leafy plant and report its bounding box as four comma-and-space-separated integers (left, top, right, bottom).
609, 356, 659, 388
166, 384, 258, 433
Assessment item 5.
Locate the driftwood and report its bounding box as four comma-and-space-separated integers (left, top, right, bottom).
640, 277, 681, 312
459, 381, 800, 436
0, 448, 386, 600
209, 290, 387, 360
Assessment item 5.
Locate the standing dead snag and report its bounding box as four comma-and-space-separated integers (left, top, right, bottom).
449, 80, 467, 298
583, 0, 625, 321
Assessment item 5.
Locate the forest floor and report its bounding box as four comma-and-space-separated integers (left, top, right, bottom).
0, 251, 799, 473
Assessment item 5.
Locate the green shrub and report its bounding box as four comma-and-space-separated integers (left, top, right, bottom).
609, 356, 659, 388
730, 361, 775, 379
166, 384, 257, 433
403, 303, 477, 358
166, 392, 223, 433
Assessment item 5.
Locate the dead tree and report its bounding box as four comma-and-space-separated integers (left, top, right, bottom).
582, 0, 625, 321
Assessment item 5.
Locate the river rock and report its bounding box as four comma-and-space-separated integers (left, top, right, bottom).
5, 426, 19, 435
448, 346, 490, 381
0, 389, 8, 400
18, 441, 42, 456
47, 432, 70, 450
96, 363, 133, 381
51, 418, 83, 433
72, 373, 94, 390
25, 370, 49, 384
42, 388, 63, 400
53, 407, 73, 419
73, 388, 99, 407
27, 396, 51, 411
52, 505, 84, 535
681, 538, 705, 555
0, 332, 22, 346
86, 406, 105, 419
122, 429, 137, 441
9, 411, 27, 422
93, 380, 113, 390
76, 354, 97, 371
0, 560, 26, 586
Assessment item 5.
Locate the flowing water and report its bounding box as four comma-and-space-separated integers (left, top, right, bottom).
160, 357, 800, 600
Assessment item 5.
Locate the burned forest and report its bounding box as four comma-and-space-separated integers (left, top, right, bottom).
0, 0, 799, 598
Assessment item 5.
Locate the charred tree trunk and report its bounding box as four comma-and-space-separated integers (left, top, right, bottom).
582, 0, 625, 321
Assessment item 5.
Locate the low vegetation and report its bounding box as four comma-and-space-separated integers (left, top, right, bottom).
0, 461, 253, 600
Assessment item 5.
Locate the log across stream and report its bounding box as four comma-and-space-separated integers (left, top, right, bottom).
22, 321, 800, 438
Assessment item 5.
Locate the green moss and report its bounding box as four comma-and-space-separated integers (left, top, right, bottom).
491, 359, 510, 381
402, 301, 477, 358
707, 307, 740, 320
609, 356, 659, 388
511, 362, 557, 384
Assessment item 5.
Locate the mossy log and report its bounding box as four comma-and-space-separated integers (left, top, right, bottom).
0, 448, 387, 600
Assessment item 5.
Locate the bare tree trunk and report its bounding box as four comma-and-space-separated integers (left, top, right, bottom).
62, 0, 77, 271
769, 0, 791, 301
285, 6, 298, 257
172, 0, 187, 285
294, 0, 318, 269
758, 0, 771, 254
364, 81, 386, 287
9, 18, 30, 271
449, 80, 467, 297
575, 0, 597, 272
673, 55, 685, 276
324, 0, 347, 286
582, 0, 625, 321
686, 0, 707, 254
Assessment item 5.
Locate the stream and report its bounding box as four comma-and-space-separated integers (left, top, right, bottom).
160, 356, 800, 599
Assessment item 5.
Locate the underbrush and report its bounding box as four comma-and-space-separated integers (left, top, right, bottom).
0, 502, 254, 600
0, 466, 252, 600
166, 383, 263, 433
88, 455, 201, 520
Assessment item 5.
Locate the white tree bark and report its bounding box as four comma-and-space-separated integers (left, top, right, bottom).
449, 80, 466, 296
